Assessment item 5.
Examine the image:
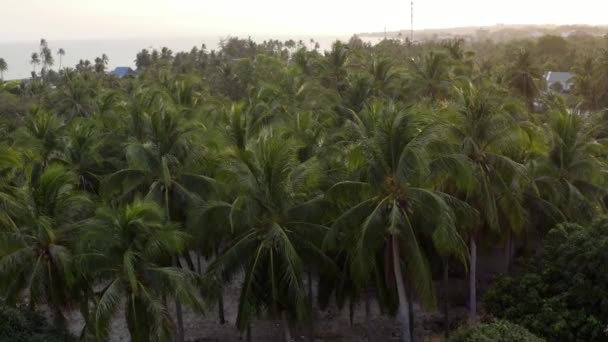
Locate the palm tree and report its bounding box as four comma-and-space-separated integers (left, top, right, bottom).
42, 48, 54, 70
206, 133, 329, 341
407, 52, 452, 100
447, 82, 526, 321
103, 107, 210, 207
13, 107, 65, 166
59, 120, 106, 193
0, 58, 7, 80
530, 111, 607, 222
442, 39, 465, 61
507, 49, 541, 111
38, 39, 53, 80
324, 101, 469, 342
58, 48, 66, 70
370, 58, 397, 97
80, 200, 203, 341
94, 55, 108, 74
104, 106, 211, 341
0, 165, 93, 325
571, 57, 599, 110
30, 52, 40, 75
323, 41, 349, 93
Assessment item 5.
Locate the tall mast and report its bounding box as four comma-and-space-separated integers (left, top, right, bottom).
411, 1, 414, 42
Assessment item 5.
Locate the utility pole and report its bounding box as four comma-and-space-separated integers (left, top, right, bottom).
411, 1, 414, 42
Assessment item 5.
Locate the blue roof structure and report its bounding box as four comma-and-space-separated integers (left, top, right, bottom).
112, 67, 135, 78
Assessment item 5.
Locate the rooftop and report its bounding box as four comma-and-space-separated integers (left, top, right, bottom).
545, 71, 573, 84
111, 67, 136, 78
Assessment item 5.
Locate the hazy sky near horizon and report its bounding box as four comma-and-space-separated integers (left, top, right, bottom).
1, 0, 607, 41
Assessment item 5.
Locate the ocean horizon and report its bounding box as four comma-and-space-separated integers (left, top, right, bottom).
0, 34, 383, 80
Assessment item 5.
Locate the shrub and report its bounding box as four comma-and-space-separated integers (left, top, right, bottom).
484, 220, 608, 341
450, 320, 544, 342
0, 305, 75, 342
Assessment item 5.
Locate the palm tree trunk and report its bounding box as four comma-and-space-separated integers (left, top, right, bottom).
443, 259, 450, 338
213, 245, 226, 325
165, 188, 184, 342
365, 290, 374, 342
196, 252, 202, 274
308, 268, 314, 342
349, 299, 355, 326
282, 311, 293, 342
246, 323, 252, 342
80, 288, 91, 339
469, 236, 477, 322
505, 230, 513, 273
407, 281, 415, 342
182, 252, 196, 272
173, 255, 185, 342
218, 287, 226, 325
53, 307, 66, 330
392, 235, 411, 342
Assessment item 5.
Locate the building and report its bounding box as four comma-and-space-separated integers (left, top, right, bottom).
545, 71, 574, 93
111, 67, 137, 78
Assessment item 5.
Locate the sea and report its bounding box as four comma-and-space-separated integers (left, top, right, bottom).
0, 35, 384, 81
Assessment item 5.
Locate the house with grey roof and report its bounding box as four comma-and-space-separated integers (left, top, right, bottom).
545, 71, 574, 93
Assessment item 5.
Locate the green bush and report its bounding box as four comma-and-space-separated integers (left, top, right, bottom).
0, 305, 75, 342
450, 320, 544, 342
484, 220, 608, 341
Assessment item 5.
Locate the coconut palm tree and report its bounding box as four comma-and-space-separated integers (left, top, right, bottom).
13, 107, 65, 166
94, 54, 109, 73
0, 58, 7, 80
59, 119, 107, 193
507, 49, 541, 111
530, 111, 608, 222
369, 58, 397, 97
0, 165, 93, 325
447, 82, 526, 321
58, 48, 66, 70
206, 133, 330, 341
323, 41, 349, 93
407, 52, 452, 100
324, 101, 469, 342
571, 57, 599, 111
30, 53, 40, 75
104, 106, 212, 342
80, 199, 203, 341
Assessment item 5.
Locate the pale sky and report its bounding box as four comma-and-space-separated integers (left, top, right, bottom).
1, 0, 607, 41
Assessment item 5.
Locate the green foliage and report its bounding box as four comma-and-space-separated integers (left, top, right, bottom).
450, 320, 544, 342
484, 219, 608, 341
0, 305, 75, 342
2, 33, 608, 340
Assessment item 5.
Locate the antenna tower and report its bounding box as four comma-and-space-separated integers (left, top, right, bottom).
410, 1, 414, 42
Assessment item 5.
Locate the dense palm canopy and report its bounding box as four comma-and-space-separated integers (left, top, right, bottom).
1, 34, 608, 341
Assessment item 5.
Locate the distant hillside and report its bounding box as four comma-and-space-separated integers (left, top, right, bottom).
359, 24, 608, 42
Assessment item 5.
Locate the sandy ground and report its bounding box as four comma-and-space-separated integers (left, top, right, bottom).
64, 276, 464, 342
62, 252, 485, 341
